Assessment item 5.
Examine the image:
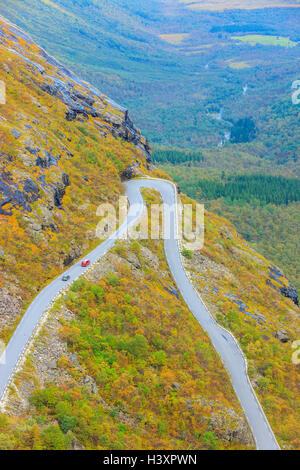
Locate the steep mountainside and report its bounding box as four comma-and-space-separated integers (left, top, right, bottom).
1, 191, 255, 450
0, 16, 299, 451
2, 188, 300, 450
0, 16, 254, 451
1, 1, 299, 296
0, 15, 151, 343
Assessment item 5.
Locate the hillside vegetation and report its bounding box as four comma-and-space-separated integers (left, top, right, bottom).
0, 16, 152, 344
180, 193, 300, 449
0, 12, 299, 452
1, 3, 299, 290
161, 164, 300, 293
1, 1, 299, 159
2, 189, 299, 450
1, 191, 254, 450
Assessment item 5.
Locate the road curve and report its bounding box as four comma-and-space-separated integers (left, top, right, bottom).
0, 178, 279, 450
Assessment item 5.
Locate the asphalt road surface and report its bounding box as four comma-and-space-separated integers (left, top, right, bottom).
0, 178, 279, 450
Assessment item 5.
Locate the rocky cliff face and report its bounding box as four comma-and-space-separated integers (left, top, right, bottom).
0, 15, 151, 217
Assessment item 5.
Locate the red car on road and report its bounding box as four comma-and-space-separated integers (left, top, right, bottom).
81, 259, 90, 267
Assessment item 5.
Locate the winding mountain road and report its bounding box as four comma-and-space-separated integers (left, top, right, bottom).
0, 178, 279, 450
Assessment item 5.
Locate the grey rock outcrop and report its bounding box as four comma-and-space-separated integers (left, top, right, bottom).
267, 266, 299, 306
274, 329, 290, 343
63, 240, 82, 266
280, 284, 298, 306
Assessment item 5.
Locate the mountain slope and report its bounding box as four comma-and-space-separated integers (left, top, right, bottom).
0, 16, 254, 450
0, 15, 299, 451
1, 2, 299, 295
0, 14, 151, 343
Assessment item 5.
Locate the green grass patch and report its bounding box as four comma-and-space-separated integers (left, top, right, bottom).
232, 35, 297, 48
